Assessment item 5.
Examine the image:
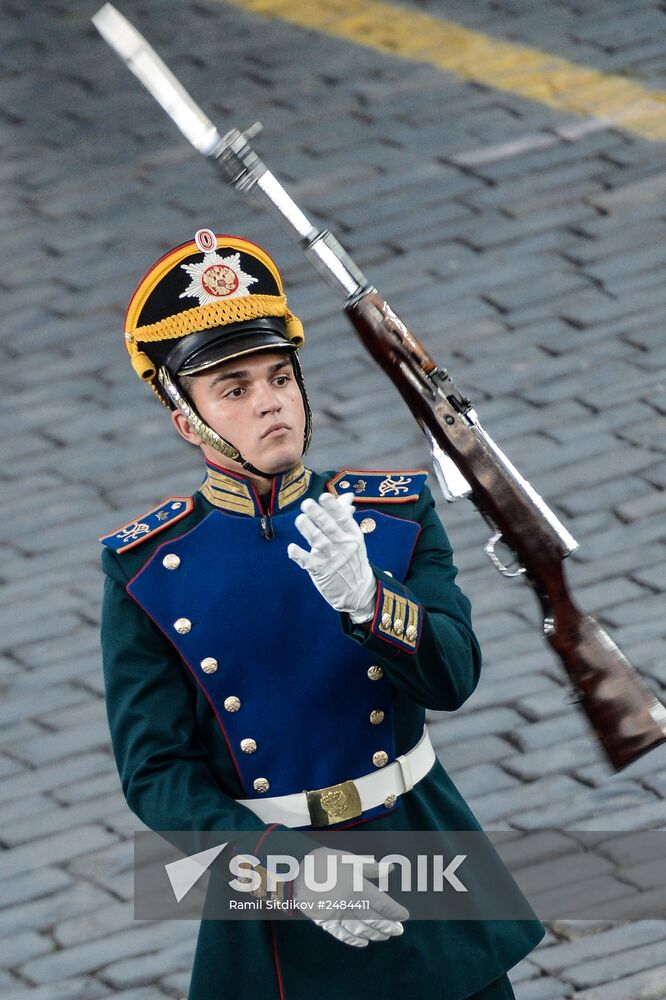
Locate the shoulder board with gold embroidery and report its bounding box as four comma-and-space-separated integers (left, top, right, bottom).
100, 497, 194, 553
326, 470, 427, 503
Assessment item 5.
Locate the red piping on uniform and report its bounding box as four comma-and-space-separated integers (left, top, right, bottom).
365, 511, 423, 653
206, 458, 242, 475
250, 480, 265, 516
124, 574, 247, 793
268, 474, 278, 515
367, 581, 401, 661
254, 822, 280, 856
370, 582, 382, 633
371, 580, 422, 656
359, 506, 423, 545
204, 458, 268, 516
256, 822, 285, 1000
270, 921, 286, 1000
336, 807, 395, 830
125, 510, 214, 580
405, 522, 422, 575
100, 497, 193, 550
325, 469, 428, 503
331, 467, 428, 475
335, 494, 420, 504
205, 457, 254, 481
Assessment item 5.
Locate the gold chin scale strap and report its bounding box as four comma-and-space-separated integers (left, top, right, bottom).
158, 366, 279, 479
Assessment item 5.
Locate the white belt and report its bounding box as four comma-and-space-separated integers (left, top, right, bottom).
237, 727, 436, 828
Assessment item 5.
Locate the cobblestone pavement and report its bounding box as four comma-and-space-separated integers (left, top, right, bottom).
2, 0, 666, 996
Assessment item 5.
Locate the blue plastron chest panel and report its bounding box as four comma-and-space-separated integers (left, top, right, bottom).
127, 507, 420, 803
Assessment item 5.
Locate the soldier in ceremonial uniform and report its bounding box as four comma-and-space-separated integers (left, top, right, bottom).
100, 231, 545, 999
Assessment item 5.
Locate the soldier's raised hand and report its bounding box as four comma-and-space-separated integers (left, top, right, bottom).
288, 492, 377, 623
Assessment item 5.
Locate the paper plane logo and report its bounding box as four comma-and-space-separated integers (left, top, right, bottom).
165, 842, 228, 902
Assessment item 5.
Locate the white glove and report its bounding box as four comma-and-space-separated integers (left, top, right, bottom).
288, 493, 377, 624
293, 847, 409, 947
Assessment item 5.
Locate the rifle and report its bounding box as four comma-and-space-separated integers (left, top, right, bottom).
93, 4, 666, 771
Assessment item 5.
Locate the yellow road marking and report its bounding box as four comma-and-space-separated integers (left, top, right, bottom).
222, 0, 666, 141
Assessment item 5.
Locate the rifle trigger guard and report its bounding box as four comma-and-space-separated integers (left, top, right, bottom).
484, 531, 526, 578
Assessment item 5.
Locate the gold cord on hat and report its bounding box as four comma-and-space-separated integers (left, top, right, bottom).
131, 294, 304, 345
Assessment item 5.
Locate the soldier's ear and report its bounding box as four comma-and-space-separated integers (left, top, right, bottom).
171, 409, 204, 447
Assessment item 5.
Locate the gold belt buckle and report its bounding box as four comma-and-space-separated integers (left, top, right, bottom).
306, 779, 363, 826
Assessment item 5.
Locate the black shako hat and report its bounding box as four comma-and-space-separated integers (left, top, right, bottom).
124, 230, 304, 407
123, 230, 310, 475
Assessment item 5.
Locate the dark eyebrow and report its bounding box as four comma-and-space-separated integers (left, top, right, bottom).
208, 357, 291, 389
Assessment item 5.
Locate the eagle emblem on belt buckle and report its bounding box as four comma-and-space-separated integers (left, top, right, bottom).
306, 780, 362, 826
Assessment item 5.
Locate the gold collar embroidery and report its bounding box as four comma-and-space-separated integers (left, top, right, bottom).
200, 460, 312, 516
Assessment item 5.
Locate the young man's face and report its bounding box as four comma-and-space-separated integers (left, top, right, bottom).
172, 349, 307, 483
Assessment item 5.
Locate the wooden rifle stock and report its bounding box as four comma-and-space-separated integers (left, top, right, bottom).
348, 292, 666, 772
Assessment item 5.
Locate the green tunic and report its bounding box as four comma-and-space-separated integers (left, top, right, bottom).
100, 463, 544, 999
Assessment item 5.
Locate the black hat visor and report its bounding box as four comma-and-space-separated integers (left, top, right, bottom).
165, 316, 295, 377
